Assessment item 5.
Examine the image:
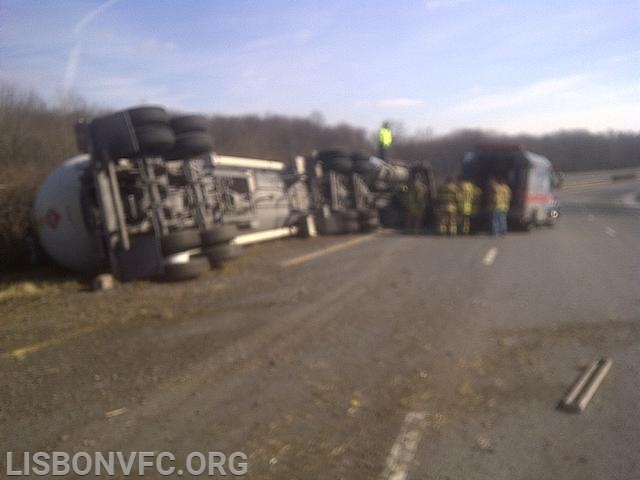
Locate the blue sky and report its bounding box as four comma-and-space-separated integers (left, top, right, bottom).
1, 0, 638, 135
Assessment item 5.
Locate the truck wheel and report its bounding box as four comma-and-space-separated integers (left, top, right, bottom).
136, 125, 176, 156
163, 256, 209, 281
340, 209, 359, 221
317, 149, 349, 161
343, 220, 360, 234
200, 225, 237, 246
361, 215, 380, 231
205, 243, 242, 267
126, 106, 169, 126
165, 132, 213, 160
353, 159, 376, 174
525, 212, 538, 231
358, 209, 378, 220
318, 215, 343, 235
110, 124, 175, 158
170, 115, 209, 134
322, 156, 353, 173
160, 229, 201, 255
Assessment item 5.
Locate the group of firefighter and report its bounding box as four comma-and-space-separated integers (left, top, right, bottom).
401, 175, 512, 236
377, 122, 512, 236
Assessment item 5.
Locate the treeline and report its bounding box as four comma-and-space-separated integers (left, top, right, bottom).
0, 86, 90, 269
1, 83, 639, 268
392, 129, 640, 176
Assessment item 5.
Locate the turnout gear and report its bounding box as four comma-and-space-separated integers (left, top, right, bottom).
458, 180, 481, 234
491, 182, 512, 212
436, 182, 459, 214
489, 180, 512, 235
402, 178, 428, 232
436, 181, 459, 235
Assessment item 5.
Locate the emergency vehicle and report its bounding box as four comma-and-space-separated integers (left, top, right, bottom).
461, 143, 560, 230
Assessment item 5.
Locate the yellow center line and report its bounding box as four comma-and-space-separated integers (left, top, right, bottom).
281, 233, 378, 268
2, 325, 98, 361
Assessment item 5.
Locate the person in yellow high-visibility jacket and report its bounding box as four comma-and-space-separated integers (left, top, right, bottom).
377, 122, 393, 160
436, 177, 459, 235
489, 178, 511, 235
458, 178, 482, 235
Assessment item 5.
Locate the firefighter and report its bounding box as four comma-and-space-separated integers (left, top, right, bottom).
458, 177, 481, 235
402, 174, 429, 233
489, 177, 511, 235
377, 122, 393, 160
436, 177, 459, 235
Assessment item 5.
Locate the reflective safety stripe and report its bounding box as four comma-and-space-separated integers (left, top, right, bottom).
437, 183, 459, 212
459, 182, 476, 215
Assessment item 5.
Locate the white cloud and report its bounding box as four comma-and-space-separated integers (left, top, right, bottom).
439, 74, 640, 134
450, 75, 586, 115
64, 0, 123, 101
73, 0, 122, 35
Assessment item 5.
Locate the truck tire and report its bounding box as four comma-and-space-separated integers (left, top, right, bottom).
170, 115, 209, 134
136, 125, 176, 156
318, 215, 343, 235
362, 216, 380, 231
205, 243, 242, 267
340, 209, 359, 221
165, 132, 213, 160
110, 124, 175, 158
317, 149, 349, 161
322, 156, 353, 173
343, 220, 360, 234
160, 229, 201, 255
163, 256, 209, 281
200, 225, 237, 246
126, 106, 169, 127
353, 159, 376, 174
358, 208, 378, 220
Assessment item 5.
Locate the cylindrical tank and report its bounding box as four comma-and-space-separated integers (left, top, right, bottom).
33, 155, 106, 272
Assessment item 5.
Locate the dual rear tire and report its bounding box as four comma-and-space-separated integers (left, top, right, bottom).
108, 108, 213, 160
160, 224, 239, 280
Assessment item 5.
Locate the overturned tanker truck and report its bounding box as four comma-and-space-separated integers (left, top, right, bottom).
33, 105, 421, 281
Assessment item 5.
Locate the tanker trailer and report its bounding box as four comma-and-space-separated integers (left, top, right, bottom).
33, 105, 314, 282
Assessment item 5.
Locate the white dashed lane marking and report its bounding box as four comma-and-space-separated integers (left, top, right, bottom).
482, 247, 498, 266
605, 226, 616, 238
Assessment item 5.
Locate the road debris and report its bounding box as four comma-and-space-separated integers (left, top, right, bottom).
559, 358, 613, 413
105, 407, 128, 418
475, 435, 494, 453
92, 273, 115, 291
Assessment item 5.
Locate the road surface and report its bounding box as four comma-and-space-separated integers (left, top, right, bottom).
1, 179, 638, 479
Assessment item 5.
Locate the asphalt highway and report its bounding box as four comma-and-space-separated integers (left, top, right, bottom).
1, 179, 638, 479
